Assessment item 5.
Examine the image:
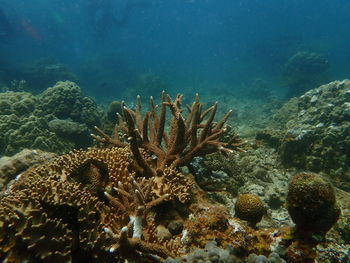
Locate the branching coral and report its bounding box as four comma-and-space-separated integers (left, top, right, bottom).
0, 93, 247, 262
92, 92, 244, 178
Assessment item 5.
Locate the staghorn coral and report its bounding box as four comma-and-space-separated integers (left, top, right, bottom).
93, 92, 244, 179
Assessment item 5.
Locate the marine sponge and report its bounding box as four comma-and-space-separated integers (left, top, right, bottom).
286, 172, 340, 238
234, 194, 266, 226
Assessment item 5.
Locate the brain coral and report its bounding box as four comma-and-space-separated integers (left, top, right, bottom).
234, 193, 266, 226
286, 172, 340, 238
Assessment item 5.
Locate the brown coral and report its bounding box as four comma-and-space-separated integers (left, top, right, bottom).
287, 172, 340, 238
92, 92, 244, 178
234, 194, 266, 226
0, 147, 178, 262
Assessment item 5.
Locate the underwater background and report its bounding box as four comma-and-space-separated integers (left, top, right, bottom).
1, 0, 350, 98
1, 0, 350, 262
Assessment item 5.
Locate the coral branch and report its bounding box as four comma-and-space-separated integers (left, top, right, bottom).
93, 92, 244, 177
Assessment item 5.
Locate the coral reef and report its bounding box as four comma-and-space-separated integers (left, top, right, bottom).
283, 51, 331, 97
1, 91, 347, 262
0, 93, 246, 262
258, 80, 350, 191
0, 81, 103, 155
0, 147, 174, 262
286, 172, 340, 239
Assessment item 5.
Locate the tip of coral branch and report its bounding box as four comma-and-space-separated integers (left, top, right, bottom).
103, 191, 111, 198
109, 247, 116, 253
103, 227, 113, 235
137, 95, 140, 98
121, 226, 128, 233
94, 126, 98, 129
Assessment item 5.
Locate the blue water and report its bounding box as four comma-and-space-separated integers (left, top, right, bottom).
1, 0, 349, 98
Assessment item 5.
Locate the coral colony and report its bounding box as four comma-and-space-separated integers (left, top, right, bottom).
0, 92, 341, 262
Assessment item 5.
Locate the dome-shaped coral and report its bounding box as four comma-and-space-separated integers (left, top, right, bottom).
234, 194, 266, 226
286, 172, 340, 238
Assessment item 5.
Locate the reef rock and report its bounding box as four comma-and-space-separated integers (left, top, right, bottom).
258, 80, 350, 191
